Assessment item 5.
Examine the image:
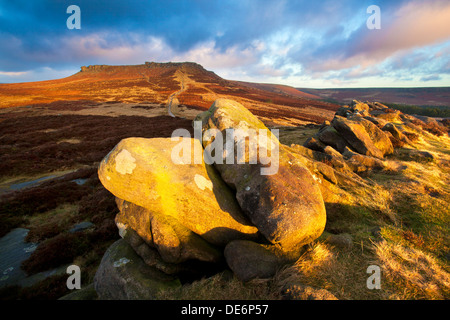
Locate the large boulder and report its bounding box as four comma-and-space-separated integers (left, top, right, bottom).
98, 137, 259, 247
350, 100, 370, 116
331, 116, 386, 159
94, 239, 181, 300
303, 136, 326, 152
195, 99, 326, 253
342, 147, 387, 172
316, 125, 349, 153
382, 123, 410, 147
348, 115, 394, 156
115, 198, 222, 264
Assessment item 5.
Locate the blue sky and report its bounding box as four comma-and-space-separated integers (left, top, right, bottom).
0, 0, 449, 87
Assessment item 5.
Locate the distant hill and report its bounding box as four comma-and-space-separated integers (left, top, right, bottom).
298, 87, 450, 107
0, 62, 339, 125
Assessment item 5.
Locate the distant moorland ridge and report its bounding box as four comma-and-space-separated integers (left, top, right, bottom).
0, 62, 340, 125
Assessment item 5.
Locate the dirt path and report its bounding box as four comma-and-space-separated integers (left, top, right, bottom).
167, 69, 190, 118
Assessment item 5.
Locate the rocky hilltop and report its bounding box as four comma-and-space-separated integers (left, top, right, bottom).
0, 62, 339, 125
91, 98, 450, 300
79, 61, 212, 74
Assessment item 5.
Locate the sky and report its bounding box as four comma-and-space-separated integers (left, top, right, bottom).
0, 0, 449, 88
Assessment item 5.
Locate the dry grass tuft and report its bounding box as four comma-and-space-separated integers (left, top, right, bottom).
273, 242, 383, 300
156, 271, 279, 300
374, 241, 450, 299
274, 243, 336, 291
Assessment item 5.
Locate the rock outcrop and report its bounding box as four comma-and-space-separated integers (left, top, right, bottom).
194, 99, 326, 254
302, 99, 438, 173
94, 99, 328, 298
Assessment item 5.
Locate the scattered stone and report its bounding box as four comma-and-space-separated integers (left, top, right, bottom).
335, 106, 352, 117
303, 136, 326, 152
402, 149, 435, 163
350, 100, 370, 116
382, 123, 410, 147
69, 221, 94, 233
348, 116, 393, 156
323, 146, 343, 159
342, 147, 387, 172
366, 101, 388, 110
325, 233, 353, 250
369, 109, 401, 122
364, 116, 388, 129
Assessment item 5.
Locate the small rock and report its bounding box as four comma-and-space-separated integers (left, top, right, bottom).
325, 233, 353, 250
224, 240, 297, 282
370, 227, 382, 239
69, 221, 94, 233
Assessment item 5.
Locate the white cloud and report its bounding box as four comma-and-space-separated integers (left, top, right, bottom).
0, 71, 28, 76
0, 67, 78, 83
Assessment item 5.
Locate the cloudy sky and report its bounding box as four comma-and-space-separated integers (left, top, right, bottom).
0, 0, 449, 87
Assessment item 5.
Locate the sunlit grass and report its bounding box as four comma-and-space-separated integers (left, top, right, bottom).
374, 240, 450, 299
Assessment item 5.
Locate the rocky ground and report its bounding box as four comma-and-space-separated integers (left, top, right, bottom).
0, 98, 449, 300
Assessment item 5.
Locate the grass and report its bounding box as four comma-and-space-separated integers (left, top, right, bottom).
0, 274, 71, 300
25, 203, 80, 242
0, 167, 98, 236
156, 271, 280, 300
0, 114, 194, 178
374, 240, 450, 299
